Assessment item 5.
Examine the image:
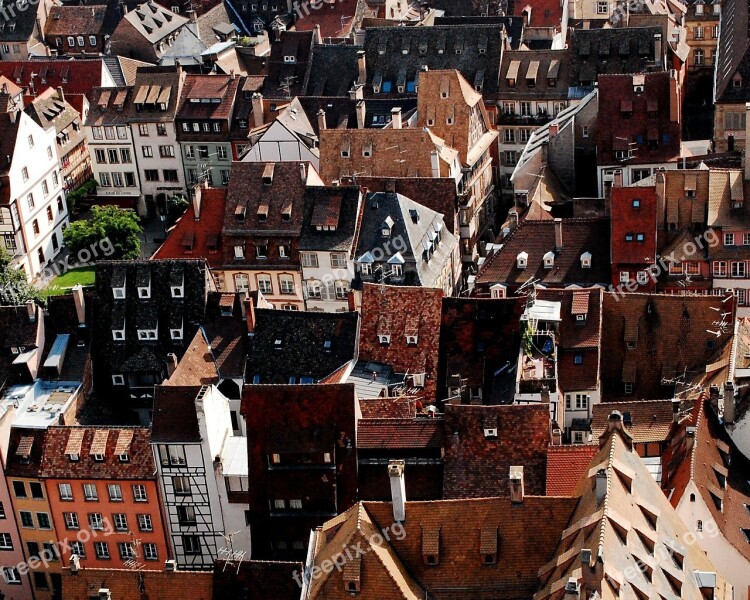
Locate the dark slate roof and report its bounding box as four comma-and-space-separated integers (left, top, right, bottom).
498, 49, 571, 100
151, 385, 202, 443
212, 560, 303, 600
0, 0, 42, 43
91, 260, 209, 392
442, 403, 550, 498
715, 0, 750, 102
202, 292, 246, 380
569, 26, 665, 87
476, 218, 611, 288
298, 186, 361, 252
296, 96, 418, 134
433, 15, 524, 49
362, 24, 505, 99
246, 309, 358, 384
303, 44, 361, 97
5, 428, 47, 478
264, 30, 314, 99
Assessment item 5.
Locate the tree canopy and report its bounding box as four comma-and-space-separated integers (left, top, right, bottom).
0, 247, 41, 306
63, 206, 142, 261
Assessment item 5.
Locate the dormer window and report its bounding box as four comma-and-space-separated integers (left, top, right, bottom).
516, 251, 528, 269
112, 374, 125, 386
378, 334, 391, 345
113, 286, 125, 299
137, 329, 158, 341
406, 335, 418, 345
490, 284, 506, 299
413, 372, 425, 387
382, 216, 394, 237
543, 251, 555, 269
580, 252, 592, 268
138, 282, 151, 299
112, 327, 125, 341
283, 55, 296, 63
170, 324, 183, 340
171, 284, 184, 298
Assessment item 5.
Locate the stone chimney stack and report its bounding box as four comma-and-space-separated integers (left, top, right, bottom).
509, 466, 524, 503
430, 150, 440, 178
26, 300, 36, 323
388, 460, 406, 522
356, 100, 366, 129
357, 50, 366, 86
72, 284, 86, 327
391, 107, 402, 130
245, 295, 256, 332
317, 109, 327, 131
654, 33, 662, 66
251, 93, 264, 128
724, 381, 736, 423
554, 218, 563, 253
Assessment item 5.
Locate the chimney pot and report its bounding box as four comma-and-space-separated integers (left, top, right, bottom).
388, 460, 406, 522
509, 465, 524, 503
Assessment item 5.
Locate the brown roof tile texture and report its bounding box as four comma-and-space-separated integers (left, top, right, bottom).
545, 444, 598, 496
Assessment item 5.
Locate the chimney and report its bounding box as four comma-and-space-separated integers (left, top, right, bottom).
347, 289, 358, 312
26, 300, 36, 323
69, 553, 81, 574
551, 427, 562, 446
607, 410, 623, 433
430, 150, 440, 178
554, 218, 563, 253
509, 466, 524, 503
723, 381, 736, 423
9, 110, 16, 124
357, 50, 366, 86
349, 85, 364, 101
166, 353, 178, 378
709, 385, 720, 412
165, 559, 177, 572
391, 107, 402, 130
548, 123, 558, 137
71, 284, 86, 327
300, 162, 307, 182
654, 33, 662, 66
192, 183, 202, 220
581, 550, 603, 595
98, 590, 112, 600
613, 170, 623, 187
245, 295, 256, 332
388, 460, 406, 522
230, 69, 236, 80
313, 23, 322, 44
317, 109, 327, 131
356, 100, 366, 129
540, 384, 550, 404
57, 86, 65, 102
595, 469, 608, 505
251, 93, 264, 128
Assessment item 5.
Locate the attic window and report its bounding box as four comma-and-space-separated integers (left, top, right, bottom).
112, 328, 125, 341
171, 285, 183, 298
235, 204, 247, 222
112, 374, 125, 386
170, 327, 183, 341
581, 252, 592, 268
138, 283, 151, 299
113, 286, 125, 299
323, 340, 332, 350
543, 251, 555, 269
274, 339, 283, 350
137, 329, 158, 341
406, 335, 418, 345
262, 163, 275, 185
378, 334, 391, 345
517, 252, 528, 269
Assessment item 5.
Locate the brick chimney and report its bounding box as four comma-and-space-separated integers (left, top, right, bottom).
251, 93, 264, 128
509, 466, 524, 503
551, 427, 562, 446
654, 33, 662, 66
71, 284, 86, 327
613, 170, 623, 187
26, 300, 36, 323
723, 381, 735, 423
57, 86, 65, 102
430, 150, 440, 178
554, 218, 563, 253
357, 50, 366, 86
388, 460, 406, 522
192, 183, 202, 220
317, 109, 327, 131
548, 123, 558, 137
245, 295, 256, 333
313, 23, 322, 45
391, 107, 402, 130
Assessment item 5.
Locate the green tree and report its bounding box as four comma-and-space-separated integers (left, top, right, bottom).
0, 247, 42, 306
63, 206, 142, 260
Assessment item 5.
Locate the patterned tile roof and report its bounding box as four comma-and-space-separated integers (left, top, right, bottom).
545, 444, 598, 496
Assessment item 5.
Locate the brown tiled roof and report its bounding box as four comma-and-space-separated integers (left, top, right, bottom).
476, 218, 610, 288
151, 385, 202, 443
62, 568, 212, 599
442, 403, 550, 498
202, 291, 246, 380
359, 284, 443, 403
177, 73, 240, 120
498, 50, 570, 100
212, 560, 303, 600
39, 426, 154, 479
358, 396, 418, 419
5, 428, 47, 477
164, 329, 219, 387
545, 444, 598, 496
600, 292, 735, 400
45, 5, 108, 36
357, 418, 445, 449
591, 399, 675, 443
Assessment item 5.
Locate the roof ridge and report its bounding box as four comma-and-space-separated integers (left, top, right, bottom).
689, 395, 706, 483
597, 434, 618, 560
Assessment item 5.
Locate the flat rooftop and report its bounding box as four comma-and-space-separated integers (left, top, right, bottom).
1, 380, 80, 429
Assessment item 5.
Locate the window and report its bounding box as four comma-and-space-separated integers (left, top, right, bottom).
743, 233, 750, 246
331, 253, 347, 268
3, 567, 21, 584
163, 169, 179, 182
12, 481, 26, 498
27, 193, 34, 210
624, 382, 634, 394
30, 482, 43, 499
694, 26, 704, 39
183, 535, 201, 555
139, 124, 149, 136
144, 542, 158, 560
142, 146, 153, 158
0, 533, 13, 549
279, 245, 289, 258
20, 511, 33, 528
108, 148, 120, 164
94, 541, 110, 559
619, 271, 630, 283
302, 253, 319, 268
159, 145, 175, 158
104, 127, 115, 140
21, 166, 28, 181
217, 146, 228, 160
685, 262, 700, 275
133, 484, 147, 502
32, 219, 39, 236
233, 245, 244, 260
520, 102, 532, 116
714, 261, 727, 277
36, 512, 51, 529
279, 274, 295, 295
138, 513, 153, 531
258, 275, 272, 294
92, 127, 103, 140
0, 502, 5, 518
177, 505, 196, 525
159, 445, 187, 466
636, 271, 649, 284
108, 484, 123, 502
64, 512, 79, 529
731, 261, 746, 278
83, 483, 98, 501
88, 513, 104, 530
695, 48, 705, 66
112, 172, 124, 187
70, 541, 85, 557
156, 123, 167, 136
256, 244, 267, 259
504, 129, 515, 143
113, 513, 127, 531
27, 135, 34, 148
144, 170, 159, 182
597, 0, 608, 13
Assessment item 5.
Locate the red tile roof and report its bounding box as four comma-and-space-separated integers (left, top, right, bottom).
443, 403, 550, 498
610, 184, 658, 266
39, 426, 155, 479
512, 0, 564, 27
177, 73, 241, 120
591, 399, 675, 443
164, 328, 220, 387
152, 186, 227, 268
357, 418, 445, 449
62, 568, 212, 599
358, 284, 443, 403
545, 444, 598, 496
